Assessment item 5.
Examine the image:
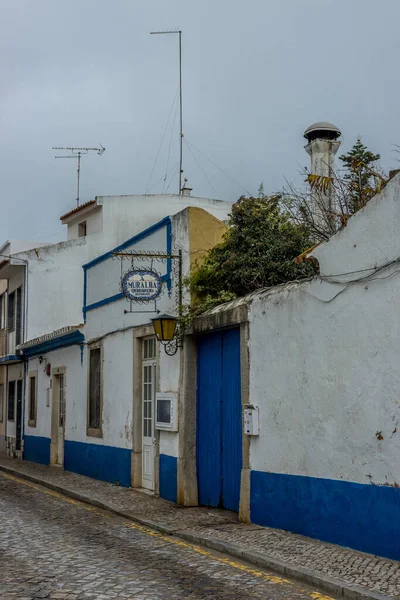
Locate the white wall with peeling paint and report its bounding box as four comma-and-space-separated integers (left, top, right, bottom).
248, 174, 400, 487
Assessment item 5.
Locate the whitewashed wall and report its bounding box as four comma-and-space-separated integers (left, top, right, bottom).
100, 194, 231, 246
67, 207, 102, 240
248, 271, 400, 485
246, 173, 400, 559
25, 346, 84, 442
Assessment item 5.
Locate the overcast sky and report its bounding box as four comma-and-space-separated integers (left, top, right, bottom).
1, 0, 399, 244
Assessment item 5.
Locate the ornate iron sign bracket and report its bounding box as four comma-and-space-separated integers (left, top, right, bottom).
112, 249, 183, 318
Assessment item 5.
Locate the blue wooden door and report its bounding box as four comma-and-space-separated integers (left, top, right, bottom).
196, 328, 242, 512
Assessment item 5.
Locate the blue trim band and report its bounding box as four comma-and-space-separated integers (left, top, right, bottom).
0, 354, 21, 364
64, 440, 131, 487
159, 454, 177, 503
23, 435, 50, 465
84, 274, 170, 313
82, 216, 173, 316
250, 470, 400, 561
22, 331, 85, 358
83, 217, 171, 271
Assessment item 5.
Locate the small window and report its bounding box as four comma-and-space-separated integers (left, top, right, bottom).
88, 346, 102, 435
143, 337, 156, 360
28, 374, 37, 427
8, 380, 15, 421
7, 291, 15, 332
0, 384, 4, 422
78, 221, 87, 237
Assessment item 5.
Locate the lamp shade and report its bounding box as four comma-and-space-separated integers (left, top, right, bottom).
151, 314, 177, 342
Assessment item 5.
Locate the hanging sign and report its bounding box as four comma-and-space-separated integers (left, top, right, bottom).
122, 269, 162, 302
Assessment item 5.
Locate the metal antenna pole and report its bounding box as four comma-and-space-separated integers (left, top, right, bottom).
53, 145, 105, 207
77, 153, 81, 206
178, 31, 183, 197
150, 29, 183, 196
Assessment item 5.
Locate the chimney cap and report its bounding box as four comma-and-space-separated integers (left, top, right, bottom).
181, 177, 192, 197
304, 122, 341, 142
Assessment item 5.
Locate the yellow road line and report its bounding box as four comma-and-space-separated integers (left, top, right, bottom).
0, 470, 335, 599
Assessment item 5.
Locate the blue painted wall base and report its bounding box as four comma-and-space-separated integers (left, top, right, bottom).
64, 440, 131, 487
250, 470, 400, 561
23, 435, 50, 465
159, 454, 177, 503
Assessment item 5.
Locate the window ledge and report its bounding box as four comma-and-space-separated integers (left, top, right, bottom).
87, 427, 102, 438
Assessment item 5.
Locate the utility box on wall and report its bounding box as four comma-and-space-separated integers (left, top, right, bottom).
244, 404, 259, 436
155, 392, 178, 431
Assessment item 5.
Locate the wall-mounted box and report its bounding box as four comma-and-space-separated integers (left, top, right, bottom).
244, 404, 259, 436
155, 392, 178, 431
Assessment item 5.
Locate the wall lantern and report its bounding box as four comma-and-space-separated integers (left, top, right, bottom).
151, 314, 182, 356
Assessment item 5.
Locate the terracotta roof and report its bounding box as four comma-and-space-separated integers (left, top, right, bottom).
60, 200, 96, 221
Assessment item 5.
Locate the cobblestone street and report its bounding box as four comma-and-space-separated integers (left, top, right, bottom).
0, 472, 337, 600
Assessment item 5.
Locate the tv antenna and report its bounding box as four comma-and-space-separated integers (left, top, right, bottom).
150, 29, 183, 196
53, 145, 105, 207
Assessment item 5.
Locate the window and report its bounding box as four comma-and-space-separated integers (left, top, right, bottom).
142, 336, 157, 440
88, 346, 102, 435
0, 293, 4, 329
7, 291, 15, 332
143, 337, 156, 360
28, 374, 37, 427
8, 381, 15, 421
16, 286, 22, 346
58, 374, 65, 428
0, 384, 4, 422
78, 221, 87, 237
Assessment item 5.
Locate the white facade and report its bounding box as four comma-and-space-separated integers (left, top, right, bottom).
19, 202, 227, 498
192, 173, 400, 560
0, 193, 230, 462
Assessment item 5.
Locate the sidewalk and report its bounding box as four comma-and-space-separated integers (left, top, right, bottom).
0, 456, 399, 600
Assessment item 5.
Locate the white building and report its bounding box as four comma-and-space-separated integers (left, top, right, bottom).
10, 127, 400, 562
183, 171, 400, 561
0, 240, 50, 456
1, 192, 231, 461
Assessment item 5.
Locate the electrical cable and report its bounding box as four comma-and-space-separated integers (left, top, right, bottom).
162, 95, 179, 194
145, 86, 179, 194
184, 139, 216, 193
148, 162, 179, 193
320, 256, 400, 284
184, 137, 252, 196
165, 166, 180, 193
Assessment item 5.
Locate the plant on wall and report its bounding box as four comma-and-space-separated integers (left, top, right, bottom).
182, 194, 316, 320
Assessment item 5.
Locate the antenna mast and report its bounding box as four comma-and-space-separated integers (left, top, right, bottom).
150, 29, 183, 196
53, 145, 105, 207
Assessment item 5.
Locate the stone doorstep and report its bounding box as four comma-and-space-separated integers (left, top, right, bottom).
0, 460, 396, 600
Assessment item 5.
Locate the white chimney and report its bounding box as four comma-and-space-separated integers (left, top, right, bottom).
181, 177, 192, 197
304, 122, 341, 229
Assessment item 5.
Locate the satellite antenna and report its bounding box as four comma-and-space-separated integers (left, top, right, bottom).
53, 145, 105, 207
150, 29, 183, 196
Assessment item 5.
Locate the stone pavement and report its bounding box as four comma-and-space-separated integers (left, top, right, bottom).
0, 472, 326, 600
0, 457, 399, 600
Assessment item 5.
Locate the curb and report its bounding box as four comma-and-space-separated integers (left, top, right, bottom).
0, 463, 393, 600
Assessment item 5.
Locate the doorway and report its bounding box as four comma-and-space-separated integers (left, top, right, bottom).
51, 369, 65, 466
15, 379, 23, 454
196, 328, 242, 512
142, 337, 156, 490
